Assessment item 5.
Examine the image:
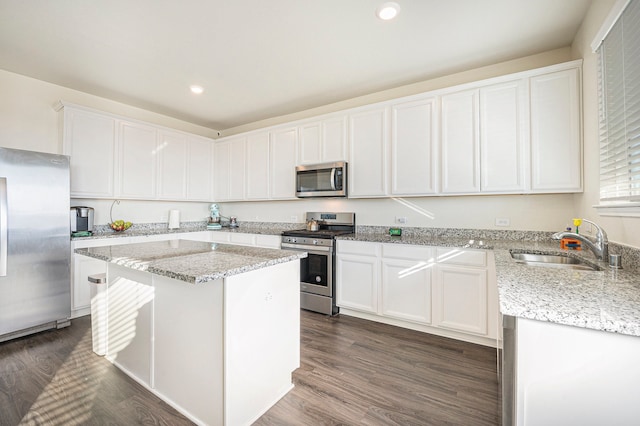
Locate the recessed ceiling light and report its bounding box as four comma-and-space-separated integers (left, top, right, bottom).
190, 85, 204, 94
376, 2, 400, 20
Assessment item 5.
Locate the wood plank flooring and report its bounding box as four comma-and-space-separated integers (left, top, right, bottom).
0, 311, 499, 425
256, 312, 500, 425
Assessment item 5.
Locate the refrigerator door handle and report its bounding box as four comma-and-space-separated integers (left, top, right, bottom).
0, 177, 6, 276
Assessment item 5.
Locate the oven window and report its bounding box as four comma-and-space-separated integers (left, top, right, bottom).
301, 253, 328, 286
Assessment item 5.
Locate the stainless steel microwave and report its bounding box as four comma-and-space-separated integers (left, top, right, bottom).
295, 161, 347, 198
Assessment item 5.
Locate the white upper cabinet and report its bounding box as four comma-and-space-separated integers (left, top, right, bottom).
390, 97, 438, 195
348, 106, 389, 198
246, 132, 270, 200
157, 130, 188, 200
214, 137, 246, 202
441, 89, 480, 194
60, 103, 214, 202
270, 127, 297, 199
530, 68, 582, 192
62, 107, 116, 198
216, 126, 297, 202
213, 139, 231, 201
186, 136, 213, 201
479, 80, 529, 192
117, 121, 158, 199
298, 116, 347, 165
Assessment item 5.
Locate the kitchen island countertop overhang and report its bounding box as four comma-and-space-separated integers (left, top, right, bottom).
75, 238, 307, 283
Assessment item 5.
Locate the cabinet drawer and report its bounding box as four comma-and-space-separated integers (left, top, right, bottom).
209, 231, 231, 243
382, 243, 434, 261
436, 248, 487, 267
256, 234, 281, 249
72, 237, 131, 249
230, 233, 256, 245
337, 240, 378, 256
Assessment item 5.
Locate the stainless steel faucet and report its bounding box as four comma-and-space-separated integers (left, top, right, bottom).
552, 219, 609, 260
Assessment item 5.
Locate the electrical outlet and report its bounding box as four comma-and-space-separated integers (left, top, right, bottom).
495, 218, 510, 227
290, 215, 298, 222
396, 216, 408, 224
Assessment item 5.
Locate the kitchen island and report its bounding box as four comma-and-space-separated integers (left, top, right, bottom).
76, 239, 306, 426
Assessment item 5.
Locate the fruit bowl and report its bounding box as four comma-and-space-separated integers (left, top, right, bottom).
110, 219, 132, 232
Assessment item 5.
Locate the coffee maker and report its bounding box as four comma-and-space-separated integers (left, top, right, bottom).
70, 206, 94, 236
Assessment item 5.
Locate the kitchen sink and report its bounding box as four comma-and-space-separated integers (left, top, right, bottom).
510, 252, 600, 271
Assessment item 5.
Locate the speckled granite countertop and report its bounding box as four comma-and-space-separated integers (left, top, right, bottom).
71, 221, 295, 241
75, 239, 306, 284
339, 231, 640, 337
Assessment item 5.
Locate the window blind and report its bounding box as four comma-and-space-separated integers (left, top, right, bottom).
599, 0, 640, 202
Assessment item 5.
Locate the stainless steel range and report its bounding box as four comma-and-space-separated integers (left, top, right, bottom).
281, 212, 355, 316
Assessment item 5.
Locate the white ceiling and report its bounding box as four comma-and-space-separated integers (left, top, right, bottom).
0, 0, 593, 131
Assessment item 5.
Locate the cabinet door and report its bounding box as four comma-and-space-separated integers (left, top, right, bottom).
441, 90, 480, 194
118, 121, 158, 199
530, 68, 582, 192
298, 122, 322, 165
381, 258, 432, 324
271, 127, 297, 199
349, 107, 388, 197
434, 265, 487, 335
214, 138, 246, 201
322, 116, 348, 163
213, 141, 231, 201
186, 136, 213, 201
63, 108, 116, 198
229, 139, 247, 200
391, 97, 438, 195
480, 80, 528, 192
157, 130, 188, 200
72, 254, 106, 317
298, 117, 347, 165
336, 254, 378, 313
246, 132, 270, 200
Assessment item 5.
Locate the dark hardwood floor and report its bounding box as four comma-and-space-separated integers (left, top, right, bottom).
0, 312, 499, 425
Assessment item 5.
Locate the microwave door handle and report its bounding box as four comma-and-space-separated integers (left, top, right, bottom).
0, 177, 7, 276
330, 168, 337, 191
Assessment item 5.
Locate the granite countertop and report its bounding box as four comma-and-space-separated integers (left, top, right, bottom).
75, 223, 640, 337
72, 222, 291, 241
339, 231, 640, 337
75, 239, 306, 284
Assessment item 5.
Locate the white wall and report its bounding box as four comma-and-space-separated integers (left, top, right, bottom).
571, 0, 640, 248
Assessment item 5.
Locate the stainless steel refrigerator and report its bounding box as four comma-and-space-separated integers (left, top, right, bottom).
0, 147, 71, 342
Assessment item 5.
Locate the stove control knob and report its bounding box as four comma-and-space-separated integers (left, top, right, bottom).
313, 240, 318, 245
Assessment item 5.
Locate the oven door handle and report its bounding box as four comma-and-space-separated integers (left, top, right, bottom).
281, 242, 332, 254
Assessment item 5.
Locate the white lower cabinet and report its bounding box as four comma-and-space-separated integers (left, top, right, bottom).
336, 254, 379, 313
381, 258, 432, 324
434, 264, 487, 335
336, 240, 497, 346
434, 247, 488, 335
71, 237, 131, 318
